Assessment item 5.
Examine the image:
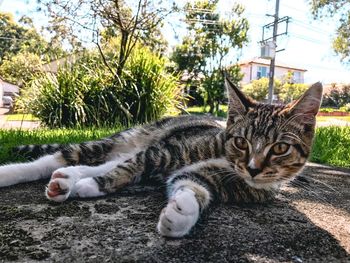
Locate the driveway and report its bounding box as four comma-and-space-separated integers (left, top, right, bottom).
0, 107, 40, 129
0, 162, 349, 262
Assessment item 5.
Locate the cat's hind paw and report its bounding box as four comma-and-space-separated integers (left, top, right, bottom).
45, 168, 78, 202
157, 188, 199, 238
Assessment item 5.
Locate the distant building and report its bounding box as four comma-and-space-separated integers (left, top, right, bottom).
0, 77, 19, 107
238, 57, 307, 84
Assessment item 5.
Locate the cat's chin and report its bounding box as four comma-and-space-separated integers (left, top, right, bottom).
244, 178, 281, 190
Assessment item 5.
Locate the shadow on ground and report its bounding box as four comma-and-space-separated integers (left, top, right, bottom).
0, 163, 349, 262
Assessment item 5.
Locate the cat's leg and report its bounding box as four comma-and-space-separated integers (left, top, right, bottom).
0, 153, 64, 187
157, 168, 214, 238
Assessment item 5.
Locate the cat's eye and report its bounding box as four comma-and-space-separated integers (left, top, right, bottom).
272, 143, 290, 155
234, 137, 248, 150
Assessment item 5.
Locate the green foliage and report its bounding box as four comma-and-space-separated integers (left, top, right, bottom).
18, 47, 182, 128
0, 128, 118, 164
0, 12, 64, 64
322, 84, 350, 108
242, 78, 282, 101
319, 106, 350, 113
171, 0, 249, 112
279, 83, 308, 103
311, 126, 350, 168
242, 75, 308, 103
0, 52, 42, 85
311, 0, 350, 62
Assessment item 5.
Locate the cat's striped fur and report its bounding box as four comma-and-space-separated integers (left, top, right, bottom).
0, 77, 323, 237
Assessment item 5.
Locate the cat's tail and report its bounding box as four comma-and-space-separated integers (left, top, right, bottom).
12, 143, 67, 159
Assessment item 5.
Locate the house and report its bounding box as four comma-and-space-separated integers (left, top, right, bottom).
238, 58, 307, 84
0, 77, 20, 107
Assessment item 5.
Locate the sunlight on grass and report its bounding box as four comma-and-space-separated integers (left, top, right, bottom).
5, 114, 39, 121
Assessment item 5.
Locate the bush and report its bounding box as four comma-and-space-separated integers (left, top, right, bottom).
322, 84, 350, 108
279, 83, 308, 103
242, 78, 282, 101
319, 107, 350, 113
18, 48, 182, 128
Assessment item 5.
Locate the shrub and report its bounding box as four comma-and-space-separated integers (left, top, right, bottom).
242, 78, 282, 101
18, 48, 182, 128
279, 83, 308, 103
322, 84, 350, 108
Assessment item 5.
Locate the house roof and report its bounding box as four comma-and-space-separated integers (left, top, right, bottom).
238, 57, 307, 72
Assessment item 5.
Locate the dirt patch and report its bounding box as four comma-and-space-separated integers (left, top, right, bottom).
0, 163, 349, 262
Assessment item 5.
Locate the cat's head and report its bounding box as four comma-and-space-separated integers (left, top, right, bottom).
224, 77, 323, 190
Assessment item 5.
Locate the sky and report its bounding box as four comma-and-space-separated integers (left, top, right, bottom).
1, 0, 350, 84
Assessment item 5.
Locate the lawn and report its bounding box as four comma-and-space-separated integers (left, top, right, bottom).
0, 125, 349, 168
186, 106, 350, 125
311, 126, 350, 168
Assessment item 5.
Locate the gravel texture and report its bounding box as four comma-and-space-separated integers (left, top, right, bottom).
0, 163, 349, 263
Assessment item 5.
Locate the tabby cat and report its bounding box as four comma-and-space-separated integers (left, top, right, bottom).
0, 77, 322, 237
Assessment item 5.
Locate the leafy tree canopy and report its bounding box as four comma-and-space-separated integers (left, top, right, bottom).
0, 12, 64, 64
171, 0, 249, 113
311, 1, 350, 62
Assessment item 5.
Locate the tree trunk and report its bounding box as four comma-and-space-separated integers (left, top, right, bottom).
117, 31, 129, 75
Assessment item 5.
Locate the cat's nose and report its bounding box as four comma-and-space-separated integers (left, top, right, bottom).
246, 167, 261, 178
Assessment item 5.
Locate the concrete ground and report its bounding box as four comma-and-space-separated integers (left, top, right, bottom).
0, 107, 40, 129
0, 163, 349, 262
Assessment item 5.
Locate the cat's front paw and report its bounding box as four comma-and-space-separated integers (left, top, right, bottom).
45, 168, 79, 202
157, 188, 199, 238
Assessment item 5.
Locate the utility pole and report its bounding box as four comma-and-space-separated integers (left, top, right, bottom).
268, 0, 280, 104
260, 0, 289, 104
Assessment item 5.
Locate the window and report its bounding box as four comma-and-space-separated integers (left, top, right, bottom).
257, 66, 269, 79
293, 71, 302, 83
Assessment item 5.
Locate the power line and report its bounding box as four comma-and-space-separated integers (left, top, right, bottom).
292, 33, 330, 45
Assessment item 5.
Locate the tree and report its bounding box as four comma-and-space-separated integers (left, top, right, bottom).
322, 84, 350, 108
0, 13, 64, 64
311, 1, 350, 62
0, 52, 42, 85
40, 0, 173, 75
242, 78, 282, 102
171, 0, 249, 113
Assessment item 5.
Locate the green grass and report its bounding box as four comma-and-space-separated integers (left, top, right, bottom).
186, 105, 350, 125
186, 105, 228, 118
0, 127, 120, 164
5, 114, 39, 121
311, 126, 350, 168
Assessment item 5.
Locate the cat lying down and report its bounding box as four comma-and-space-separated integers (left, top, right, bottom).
0, 77, 322, 237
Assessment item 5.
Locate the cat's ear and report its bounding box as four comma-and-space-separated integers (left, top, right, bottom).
225, 75, 254, 126
286, 82, 323, 123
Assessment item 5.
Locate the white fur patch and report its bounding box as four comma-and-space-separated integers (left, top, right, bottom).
74, 178, 105, 198
0, 154, 62, 188
157, 188, 199, 237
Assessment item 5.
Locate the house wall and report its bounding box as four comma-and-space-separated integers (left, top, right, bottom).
2, 81, 19, 95
240, 63, 305, 84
